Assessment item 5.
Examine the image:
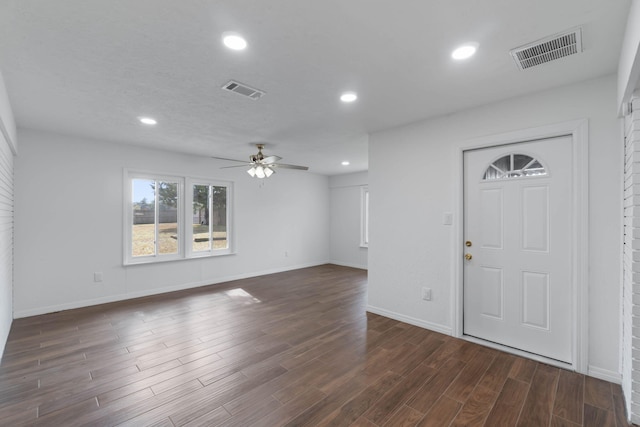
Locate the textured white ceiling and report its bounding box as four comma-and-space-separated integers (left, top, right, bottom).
0, 0, 631, 175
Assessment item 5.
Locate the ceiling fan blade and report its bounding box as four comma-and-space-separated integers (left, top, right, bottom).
271, 163, 309, 171
211, 156, 248, 163
220, 164, 252, 169
261, 155, 282, 164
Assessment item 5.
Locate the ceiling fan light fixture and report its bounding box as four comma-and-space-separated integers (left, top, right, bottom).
247, 164, 274, 178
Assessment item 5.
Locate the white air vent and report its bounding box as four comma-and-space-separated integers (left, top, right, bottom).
510, 28, 582, 70
222, 80, 265, 100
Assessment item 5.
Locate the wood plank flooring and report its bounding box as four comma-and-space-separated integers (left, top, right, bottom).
0, 264, 630, 426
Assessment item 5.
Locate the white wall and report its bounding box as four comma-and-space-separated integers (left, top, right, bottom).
13, 129, 330, 316
368, 74, 622, 381
0, 70, 15, 358
0, 70, 16, 154
329, 171, 368, 269
618, 0, 640, 112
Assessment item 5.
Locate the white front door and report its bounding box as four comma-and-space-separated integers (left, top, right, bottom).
463, 136, 573, 363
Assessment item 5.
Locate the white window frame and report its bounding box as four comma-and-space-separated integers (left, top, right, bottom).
124, 170, 234, 265
360, 186, 369, 248
124, 171, 185, 265
186, 178, 234, 258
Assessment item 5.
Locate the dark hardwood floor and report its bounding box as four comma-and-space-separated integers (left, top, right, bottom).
0, 264, 629, 426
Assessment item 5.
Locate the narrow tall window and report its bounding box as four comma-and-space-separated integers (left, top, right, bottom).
192, 184, 210, 252
157, 181, 179, 255
132, 178, 155, 257
191, 183, 229, 254
130, 176, 181, 261
361, 186, 369, 247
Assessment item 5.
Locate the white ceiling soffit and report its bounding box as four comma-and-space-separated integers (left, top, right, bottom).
510, 28, 583, 71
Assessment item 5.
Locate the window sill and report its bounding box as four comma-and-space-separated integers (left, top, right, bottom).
124, 251, 236, 266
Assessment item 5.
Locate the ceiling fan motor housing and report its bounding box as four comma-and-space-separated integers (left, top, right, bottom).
251, 144, 265, 163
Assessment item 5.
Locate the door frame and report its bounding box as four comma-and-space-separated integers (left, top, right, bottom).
452, 119, 589, 373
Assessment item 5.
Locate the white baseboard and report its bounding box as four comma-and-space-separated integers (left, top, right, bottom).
366, 305, 452, 336
14, 261, 329, 318
588, 365, 622, 384
328, 260, 367, 270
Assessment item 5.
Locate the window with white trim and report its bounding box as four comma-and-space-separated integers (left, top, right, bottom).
188, 180, 232, 257
361, 186, 369, 247
125, 171, 233, 264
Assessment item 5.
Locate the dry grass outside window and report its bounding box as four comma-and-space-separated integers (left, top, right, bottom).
132, 223, 227, 256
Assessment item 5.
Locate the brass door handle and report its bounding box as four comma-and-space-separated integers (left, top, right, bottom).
465, 253, 472, 260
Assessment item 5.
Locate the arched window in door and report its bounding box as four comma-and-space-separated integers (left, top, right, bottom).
483, 153, 547, 180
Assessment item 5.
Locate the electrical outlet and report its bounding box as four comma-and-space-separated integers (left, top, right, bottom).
94, 272, 103, 283
422, 287, 432, 301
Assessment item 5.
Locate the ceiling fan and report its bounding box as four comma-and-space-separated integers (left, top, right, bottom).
212, 144, 309, 178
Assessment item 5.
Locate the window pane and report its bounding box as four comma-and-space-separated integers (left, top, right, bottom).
212, 186, 228, 249
132, 179, 155, 257
157, 181, 179, 255
483, 165, 503, 180
513, 154, 534, 170
527, 160, 543, 170
192, 184, 211, 252
492, 155, 510, 173
523, 160, 546, 176
523, 167, 546, 176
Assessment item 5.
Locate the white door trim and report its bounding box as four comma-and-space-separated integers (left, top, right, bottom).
452, 119, 589, 373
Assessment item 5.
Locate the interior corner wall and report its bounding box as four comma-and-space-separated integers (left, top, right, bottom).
13, 129, 330, 317
368, 74, 622, 381
329, 171, 368, 270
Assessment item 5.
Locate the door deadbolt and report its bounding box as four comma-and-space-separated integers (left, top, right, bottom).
465, 241, 472, 247
464, 253, 472, 260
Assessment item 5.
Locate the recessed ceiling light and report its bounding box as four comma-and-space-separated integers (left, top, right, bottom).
451, 43, 478, 60
139, 117, 157, 125
340, 92, 358, 103
223, 32, 247, 50
341, 161, 350, 166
